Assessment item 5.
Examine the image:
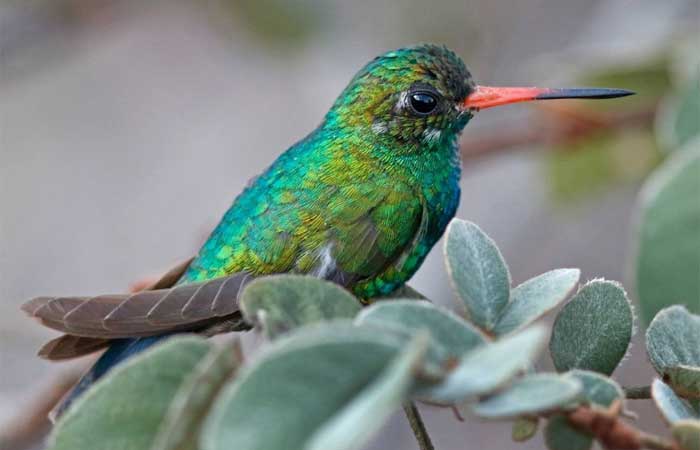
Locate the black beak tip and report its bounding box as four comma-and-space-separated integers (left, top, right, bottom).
536, 88, 636, 100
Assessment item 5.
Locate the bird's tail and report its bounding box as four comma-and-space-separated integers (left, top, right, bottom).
50, 335, 170, 422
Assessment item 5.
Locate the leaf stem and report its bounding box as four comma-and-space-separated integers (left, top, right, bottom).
624, 385, 652, 399
403, 402, 435, 450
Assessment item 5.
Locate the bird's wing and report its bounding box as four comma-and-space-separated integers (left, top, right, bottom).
22, 271, 252, 339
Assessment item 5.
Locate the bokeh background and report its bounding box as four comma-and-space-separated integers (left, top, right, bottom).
1, 0, 698, 449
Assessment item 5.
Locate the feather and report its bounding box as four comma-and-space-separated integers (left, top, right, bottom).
22, 272, 252, 339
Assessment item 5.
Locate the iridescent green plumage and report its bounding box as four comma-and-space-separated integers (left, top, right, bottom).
180, 44, 474, 298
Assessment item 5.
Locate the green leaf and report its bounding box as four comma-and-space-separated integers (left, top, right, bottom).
472, 374, 581, 419
635, 144, 700, 324
240, 275, 362, 339
305, 333, 429, 450
646, 305, 700, 390
445, 219, 511, 331
151, 339, 242, 450
355, 300, 487, 364
493, 269, 580, 336
657, 74, 700, 151
200, 323, 408, 450
665, 366, 700, 400
419, 326, 547, 403
512, 416, 539, 442
672, 419, 700, 450
565, 370, 624, 407
651, 379, 699, 425
49, 336, 213, 450
544, 415, 593, 450
549, 280, 633, 375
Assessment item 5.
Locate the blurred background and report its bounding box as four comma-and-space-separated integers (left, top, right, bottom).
1, 0, 698, 449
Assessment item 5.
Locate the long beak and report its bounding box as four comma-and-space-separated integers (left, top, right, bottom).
462, 85, 634, 110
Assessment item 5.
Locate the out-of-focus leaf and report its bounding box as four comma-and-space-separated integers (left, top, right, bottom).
240, 275, 361, 339
544, 415, 593, 450
672, 420, 700, 450
200, 323, 408, 450
419, 326, 547, 403
636, 145, 700, 324
355, 300, 487, 364
445, 219, 511, 331
472, 374, 581, 419
657, 74, 700, 152
151, 339, 242, 450
565, 370, 624, 407
550, 280, 633, 375
651, 379, 699, 425
305, 333, 429, 450
547, 129, 660, 201
512, 416, 539, 442
50, 337, 212, 450
493, 269, 580, 336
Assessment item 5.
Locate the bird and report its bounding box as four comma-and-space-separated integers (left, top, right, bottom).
21, 43, 633, 417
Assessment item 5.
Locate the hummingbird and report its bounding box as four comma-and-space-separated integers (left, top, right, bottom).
22, 44, 632, 416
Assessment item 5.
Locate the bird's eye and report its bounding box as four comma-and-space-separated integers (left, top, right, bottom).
409, 92, 438, 115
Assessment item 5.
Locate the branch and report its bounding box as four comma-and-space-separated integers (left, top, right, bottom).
624, 385, 652, 399
565, 400, 679, 450
403, 402, 435, 450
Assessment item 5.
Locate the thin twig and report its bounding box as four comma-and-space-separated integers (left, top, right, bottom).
403, 402, 435, 450
624, 385, 652, 399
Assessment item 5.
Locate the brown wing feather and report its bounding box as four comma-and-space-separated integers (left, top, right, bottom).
38, 335, 111, 360
22, 272, 252, 339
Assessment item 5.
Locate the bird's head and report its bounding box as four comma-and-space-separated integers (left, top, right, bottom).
324, 44, 632, 155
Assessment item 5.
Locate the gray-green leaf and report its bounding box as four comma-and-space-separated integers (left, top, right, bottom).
419, 325, 547, 403
565, 370, 624, 407
550, 280, 633, 375
472, 373, 581, 419
200, 323, 407, 450
240, 275, 362, 339
151, 339, 242, 450
494, 269, 580, 336
652, 379, 699, 425
647, 306, 700, 377
544, 415, 593, 450
305, 333, 429, 450
635, 144, 700, 324
445, 219, 511, 331
355, 300, 487, 364
49, 336, 213, 450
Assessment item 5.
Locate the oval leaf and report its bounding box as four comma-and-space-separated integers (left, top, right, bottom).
544, 415, 593, 450
635, 144, 700, 324
200, 324, 405, 450
472, 374, 582, 419
647, 306, 700, 379
665, 366, 700, 400
494, 269, 580, 336
49, 336, 213, 450
652, 379, 699, 425
240, 275, 361, 339
445, 219, 511, 331
550, 280, 633, 375
419, 326, 547, 403
151, 339, 243, 450
355, 300, 487, 363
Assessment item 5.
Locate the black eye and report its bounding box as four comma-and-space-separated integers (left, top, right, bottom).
409, 92, 438, 115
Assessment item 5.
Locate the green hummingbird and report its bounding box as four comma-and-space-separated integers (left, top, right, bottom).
22, 44, 632, 415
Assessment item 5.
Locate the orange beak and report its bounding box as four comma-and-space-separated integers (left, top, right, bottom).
462, 85, 634, 110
